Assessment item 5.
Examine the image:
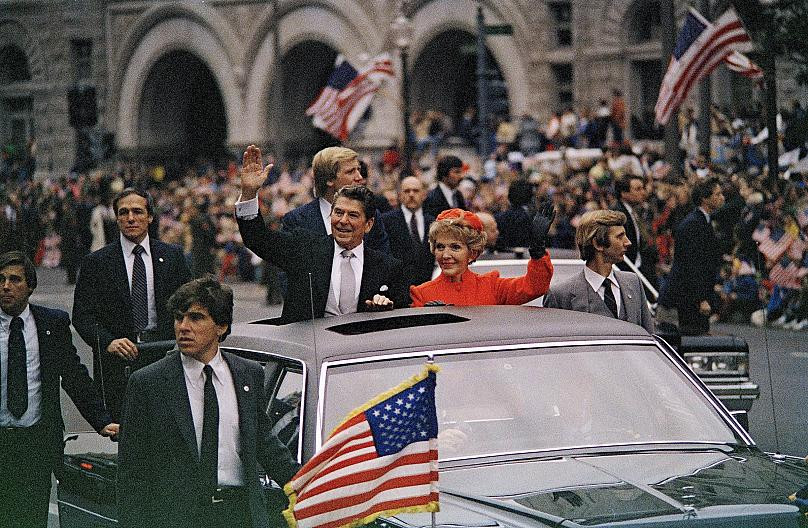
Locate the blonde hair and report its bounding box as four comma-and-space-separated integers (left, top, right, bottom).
428, 218, 487, 257
576, 209, 626, 262
312, 146, 358, 196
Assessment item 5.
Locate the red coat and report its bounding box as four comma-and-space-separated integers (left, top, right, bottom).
410, 255, 553, 306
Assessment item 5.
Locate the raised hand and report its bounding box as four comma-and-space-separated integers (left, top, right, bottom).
240, 144, 273, 201
529, 201, 556, 259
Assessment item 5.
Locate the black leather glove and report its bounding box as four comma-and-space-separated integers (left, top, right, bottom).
529, 201, 556, 259
424, 300, 448, 306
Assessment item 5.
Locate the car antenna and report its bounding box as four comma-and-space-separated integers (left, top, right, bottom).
308, 272, 319, 366
94, 322, 108, 413
756, 246, 780, 453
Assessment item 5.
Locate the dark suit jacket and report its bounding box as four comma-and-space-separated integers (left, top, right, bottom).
117, 350, 299, 528
658, 209, 721, 309
495, 206, 533, 249
72, 238, 191, 419
381, 208, 435, 287
238, 213, 409, 323
543, 270, 655, 333
423, 186, 465, 219
27, 305, 111, 476
281, 198, 391, 254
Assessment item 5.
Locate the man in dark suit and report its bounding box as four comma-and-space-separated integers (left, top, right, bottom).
658, 177, 725, 335
281, 146, 390, 253
381, 176, 436, 287
423, 155, 467, 218
73, 188, 191, 420
0, 251, 117, 528
118, 276, 299, 528
236, 145, 408, 323
613, 174, 658, 289
494, 179, 534, 250
544, 210, 655, 333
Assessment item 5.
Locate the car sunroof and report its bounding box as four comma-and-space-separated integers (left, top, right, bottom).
326, 313, 469, 335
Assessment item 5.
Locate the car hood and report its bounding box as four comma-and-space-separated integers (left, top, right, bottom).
391, 447, 808, 527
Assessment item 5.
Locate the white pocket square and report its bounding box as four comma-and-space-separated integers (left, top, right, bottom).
379, 285, 389, 292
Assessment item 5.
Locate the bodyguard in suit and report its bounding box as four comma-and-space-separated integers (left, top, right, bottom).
0, 251, 117, 528
613, 174, 658, 288
658, 177, 725, 335
281, 146, 390, 253
118, 276, 299, 528
236, 145, 408, 323
381, 176, 436, 287
423, 155, 467, 218
73, 188, 191, 420
494, 179, 534, 250
544, 210, 654, 333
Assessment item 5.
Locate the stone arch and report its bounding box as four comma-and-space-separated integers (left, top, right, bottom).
0, 20, 44, 83
109, 3, 242, 142
593, 0, 636, 49
0, 45, 30, 84
407, 0, 530, 117
115, 17, 243, 150
244, 3, 376, 143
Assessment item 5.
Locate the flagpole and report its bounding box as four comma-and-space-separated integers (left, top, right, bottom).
660, 0, 682, 179
697, 0, 712, 159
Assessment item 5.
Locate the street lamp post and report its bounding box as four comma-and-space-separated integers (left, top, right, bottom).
392, 8, 414, 175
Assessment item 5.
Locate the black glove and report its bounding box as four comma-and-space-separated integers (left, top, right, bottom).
424, 300, 448, 306
529, 201, 555, 259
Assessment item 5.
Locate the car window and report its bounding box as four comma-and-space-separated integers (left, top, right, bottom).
322, 344, 739, 459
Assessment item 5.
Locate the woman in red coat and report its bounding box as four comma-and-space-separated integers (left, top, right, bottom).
410, 206, 555, 306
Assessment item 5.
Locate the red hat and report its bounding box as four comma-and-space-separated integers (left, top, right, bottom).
436, 208, 483, 232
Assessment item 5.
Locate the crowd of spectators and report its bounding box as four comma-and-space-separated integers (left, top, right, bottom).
2, 98, 808, 330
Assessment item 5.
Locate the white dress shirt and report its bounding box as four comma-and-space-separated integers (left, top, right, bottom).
324, 241, 364, 317
0, 305, 42, 427
318, 197, 333, 235
401, 205, 425, 241
621, 201, 642, 267
120, 233, 157, 330
438, 182, 458, 209
584, 266, 622, 318
181, 350, 244, 486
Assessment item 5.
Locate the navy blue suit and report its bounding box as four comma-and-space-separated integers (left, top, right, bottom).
658, 209, 721, 334
495, 206, 533, 249
281, 198, 391, 254
73, 238, 191, 419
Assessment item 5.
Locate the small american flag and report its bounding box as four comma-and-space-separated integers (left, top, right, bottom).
788, 236, 807, 261
283, 365, 439, 528
655, 7, 753, 125
754, 226, 793, 263
769, 257, 807, 290
307, 54, 394, 141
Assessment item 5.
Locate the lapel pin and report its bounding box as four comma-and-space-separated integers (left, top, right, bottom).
380, 285, 389, 292
243, 385, 250, 392
46, 330, 51, 335
159, 257, 165, 263
628, 294, 633, 299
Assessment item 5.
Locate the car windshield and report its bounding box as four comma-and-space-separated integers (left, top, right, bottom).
322, 343, 739, 459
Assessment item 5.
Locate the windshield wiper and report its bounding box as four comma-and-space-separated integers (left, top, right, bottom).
439, 488, 580, 528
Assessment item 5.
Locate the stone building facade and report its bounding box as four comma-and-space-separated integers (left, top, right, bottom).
1, 0, 805, 175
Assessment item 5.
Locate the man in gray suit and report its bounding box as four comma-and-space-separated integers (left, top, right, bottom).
544, 210, 654, 333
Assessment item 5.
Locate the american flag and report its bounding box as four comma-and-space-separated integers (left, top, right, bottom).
788, 236, 807, 261
753, 226, 793, 263
655, 7, 753, 125
307, 54, 394, 141
283, 365, 439, 528
723, 51, 763, 83
769, 257, 807, 290
797, 208, 808, 229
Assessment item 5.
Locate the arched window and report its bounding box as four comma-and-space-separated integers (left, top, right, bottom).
0, 45, 31, 84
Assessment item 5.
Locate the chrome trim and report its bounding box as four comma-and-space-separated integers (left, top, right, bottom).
436, 441, 741, 464
316, 338, 677, 449
654, 336, 755, 446
56, 500, 118, 523
221, 346, 307, 463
